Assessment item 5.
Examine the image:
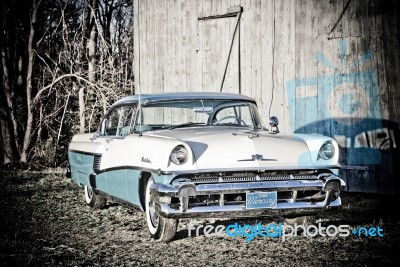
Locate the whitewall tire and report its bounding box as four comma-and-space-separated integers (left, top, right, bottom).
145, 178, 178, 242
84, 185, 106, 209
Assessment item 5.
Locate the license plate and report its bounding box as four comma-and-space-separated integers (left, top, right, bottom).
246, 192, 277, 209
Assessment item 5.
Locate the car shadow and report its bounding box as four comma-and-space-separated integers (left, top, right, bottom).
295, 118, 400, 194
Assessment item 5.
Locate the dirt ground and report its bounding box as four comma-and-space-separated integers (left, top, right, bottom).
0, 171, 399, 266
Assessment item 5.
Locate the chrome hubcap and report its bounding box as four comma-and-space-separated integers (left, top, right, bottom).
148, 193, 159, 227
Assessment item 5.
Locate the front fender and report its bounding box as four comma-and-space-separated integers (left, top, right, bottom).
293, 133, 340, 169
121, 135, 196, 171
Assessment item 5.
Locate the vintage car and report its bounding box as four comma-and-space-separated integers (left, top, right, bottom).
68, 92, 345, 241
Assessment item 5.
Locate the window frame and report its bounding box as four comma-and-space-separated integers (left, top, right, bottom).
99, 104, 138, 138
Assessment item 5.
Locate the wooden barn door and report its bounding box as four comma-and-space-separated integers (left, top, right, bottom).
198, 7, 242, 93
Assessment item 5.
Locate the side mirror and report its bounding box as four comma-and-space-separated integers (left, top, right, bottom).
90, 131, 101, 142
268, 116, 279, 134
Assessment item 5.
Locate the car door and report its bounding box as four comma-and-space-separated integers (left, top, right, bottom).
95, 105, 137, 202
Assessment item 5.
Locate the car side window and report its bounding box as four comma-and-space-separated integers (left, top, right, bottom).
102, 106, 136, 137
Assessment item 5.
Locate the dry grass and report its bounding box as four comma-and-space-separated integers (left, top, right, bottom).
0, 171, 399, 266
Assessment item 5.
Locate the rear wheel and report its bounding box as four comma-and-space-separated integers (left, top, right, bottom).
84, 185, 106, 209
145, 178, 178, 242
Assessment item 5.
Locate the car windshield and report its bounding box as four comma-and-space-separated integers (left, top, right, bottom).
134, 100, 263, 132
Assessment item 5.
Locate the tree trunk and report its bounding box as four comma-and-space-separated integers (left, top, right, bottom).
88, 0, 98, 83
78, 0, 98, 134
0, 116, 13, 164
1, 47, 20, 163
20, 0, 42, 163
79, 86, 85, 133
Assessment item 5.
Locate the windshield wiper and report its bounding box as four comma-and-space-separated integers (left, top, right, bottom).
169, 122, 206, 130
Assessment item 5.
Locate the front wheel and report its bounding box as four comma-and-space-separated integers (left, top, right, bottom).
84, 185, 106, 209
145, 178, 178, 242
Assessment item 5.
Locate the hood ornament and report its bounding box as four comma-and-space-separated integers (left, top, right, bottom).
238, 154, 278, 162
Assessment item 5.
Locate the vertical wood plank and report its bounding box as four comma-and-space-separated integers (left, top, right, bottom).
316, 0, 340, 137
293, 0, 318, 132
154, 0, 166, 93
220, 0, 233, 93
200, 0, 212, 91
227, 0, 242, 94
250, 0, 262, 115
146, 0, 155, 93
133, 0, 140, 93
140, 0, 147, 92
197, 1, 205, 92
239, 0, 252, 98
177, 0, 187, 91
185, 0, 200, 92
260, 0, 274, 124
270, 0, 295, 133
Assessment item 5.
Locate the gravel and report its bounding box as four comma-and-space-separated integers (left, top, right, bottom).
0, 171, 399, 266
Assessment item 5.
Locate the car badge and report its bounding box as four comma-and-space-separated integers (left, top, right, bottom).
141, 157, 151, 163
252, 154, 264, 161
238, 154, 278, 162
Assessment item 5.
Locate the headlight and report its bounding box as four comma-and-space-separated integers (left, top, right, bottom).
170, 145, 188, 165
318, 141, 335, 160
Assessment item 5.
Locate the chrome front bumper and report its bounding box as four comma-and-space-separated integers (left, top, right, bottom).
150, 174, 346, 219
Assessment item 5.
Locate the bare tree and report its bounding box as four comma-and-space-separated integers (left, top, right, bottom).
0, 0, 134, 167
20, 0, 43, 163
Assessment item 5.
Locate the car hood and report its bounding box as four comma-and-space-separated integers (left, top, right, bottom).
148, 127, 313, 170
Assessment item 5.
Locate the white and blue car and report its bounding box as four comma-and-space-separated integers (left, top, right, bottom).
68, 92, 345, 241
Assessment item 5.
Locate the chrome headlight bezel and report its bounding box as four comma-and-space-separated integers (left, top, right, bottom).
169, 145, 188, 165
318, 141, 335, 160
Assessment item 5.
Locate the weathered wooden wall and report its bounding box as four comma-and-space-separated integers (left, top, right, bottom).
133, 0, 400, 194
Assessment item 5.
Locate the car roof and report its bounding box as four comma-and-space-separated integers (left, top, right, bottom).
112, 92, 256, 107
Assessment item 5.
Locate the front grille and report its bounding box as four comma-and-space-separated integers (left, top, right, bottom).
93, 155, 102, 172
190, 173, 319, 184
